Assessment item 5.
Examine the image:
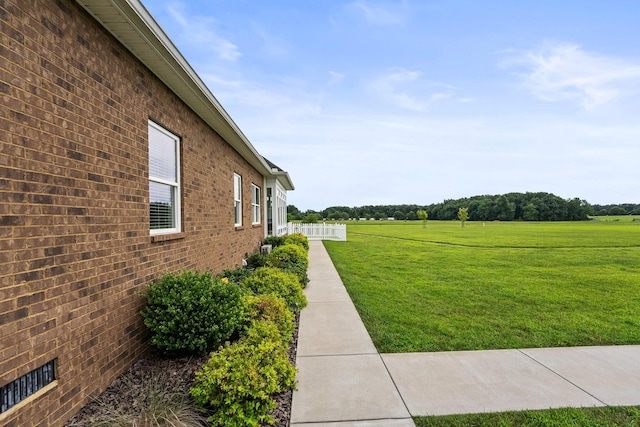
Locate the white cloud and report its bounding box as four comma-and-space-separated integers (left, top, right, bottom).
167, 5, 241, 61
145, 1, 640, 211
251, 102, 640, 209
347, 0, 408, 26
504, 42, 640, 110
369, 69, 452, 111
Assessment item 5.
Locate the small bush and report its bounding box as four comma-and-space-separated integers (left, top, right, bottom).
265, 244, 309, 287
241, 267, 307, 312
245, 252, 267, 269
242, 294, 294, 346
263, 235, 285, 248
217, 267, 253, 286
141, 270, 244, 356
190, 321, 296, 427
284, 233, 309, 251
242, 319, 284, 345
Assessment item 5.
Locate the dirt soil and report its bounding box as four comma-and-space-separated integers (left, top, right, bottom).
66, 314, 299, 427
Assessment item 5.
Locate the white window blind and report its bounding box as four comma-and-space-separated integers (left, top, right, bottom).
234, 173, 242, 226
149, 122, 180, 233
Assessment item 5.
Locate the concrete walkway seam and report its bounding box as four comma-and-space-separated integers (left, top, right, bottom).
379, 352, 415, 418
516, 349, 608, 407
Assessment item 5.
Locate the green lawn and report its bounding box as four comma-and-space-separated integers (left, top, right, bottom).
414, 406, 640, 426
594, 215, 640, 222
323, 221, 640, 353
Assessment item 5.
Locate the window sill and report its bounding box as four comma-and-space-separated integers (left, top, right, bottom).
151, 232, 186, 243
252, 223, 262, 228
234, 226, 244, 231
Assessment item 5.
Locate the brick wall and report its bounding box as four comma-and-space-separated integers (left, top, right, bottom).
0, 0, 266, 425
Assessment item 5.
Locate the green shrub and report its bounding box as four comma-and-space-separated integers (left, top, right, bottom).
217, 267, 253, 286
242, 318, 283, 345
242, 294, 294, 346
284, 233, 309, 251
241, 267, 307, 312
245, 251, 267, 269
265, 244, 309, 287
141, 270, 244, 356
263, 235, 285, 248
190, 321, 296, 427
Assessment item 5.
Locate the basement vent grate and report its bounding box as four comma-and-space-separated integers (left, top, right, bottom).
0, 360, 55, 413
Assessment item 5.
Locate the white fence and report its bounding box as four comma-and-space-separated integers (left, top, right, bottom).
287, 223, 347, 241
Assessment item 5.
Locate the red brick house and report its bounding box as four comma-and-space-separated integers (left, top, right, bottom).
0, 0, 294, 425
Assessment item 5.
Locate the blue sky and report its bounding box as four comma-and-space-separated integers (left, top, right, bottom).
144, 1, 640, 211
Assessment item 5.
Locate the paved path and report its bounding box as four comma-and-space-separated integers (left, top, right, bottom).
290, 241, 640, 426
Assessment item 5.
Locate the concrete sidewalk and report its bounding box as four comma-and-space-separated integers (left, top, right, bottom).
290, 241, 640, 426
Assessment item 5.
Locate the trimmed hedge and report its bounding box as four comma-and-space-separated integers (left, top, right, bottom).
263, 235, 285, 249
284, 233, 309, 251
265, 244, 309, 287
245, 252, 267, 269
142, 234, 311, 425
241, 267, 307, 312
140, 270, 244, 356
242, 294, 294, 346
190, 320, 296, 427
217, 267, 253, 285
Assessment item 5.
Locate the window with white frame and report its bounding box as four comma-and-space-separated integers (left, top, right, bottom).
234, 173, 242, 226
276, 186, 287, 235
251, 184, 261, 224
149, 121, 180, 234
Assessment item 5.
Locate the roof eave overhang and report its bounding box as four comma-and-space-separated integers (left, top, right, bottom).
274, 172, 295, 191
76, 0, 293, 188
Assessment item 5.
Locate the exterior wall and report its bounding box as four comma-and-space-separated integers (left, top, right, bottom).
0, 1, 265, 425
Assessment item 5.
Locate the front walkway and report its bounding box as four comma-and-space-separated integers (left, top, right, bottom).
290, 241, 640, 426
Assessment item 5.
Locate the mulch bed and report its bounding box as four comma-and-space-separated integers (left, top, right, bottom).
66, 313, 299, 427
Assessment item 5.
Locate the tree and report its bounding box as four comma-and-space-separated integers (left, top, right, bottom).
566, 198, 591, 221
287, 204, 302, 220
417, 210, 428, 228
494, 195, 515, 221
475, 198, 494, 221
457, 207, 469, 228
303, 213, 320, 223
608, 206, 627, 216
522, 203, 538, 221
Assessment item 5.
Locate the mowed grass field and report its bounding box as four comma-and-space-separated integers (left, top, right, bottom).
323, 220, 640, 353
413, 406, 640, 427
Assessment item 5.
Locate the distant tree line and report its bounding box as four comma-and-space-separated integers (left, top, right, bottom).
286, 192, 640, 222
425, 193, 593, 221
591, 203, 640, 216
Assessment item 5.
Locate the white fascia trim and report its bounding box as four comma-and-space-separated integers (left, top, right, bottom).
76, 0, 273, 177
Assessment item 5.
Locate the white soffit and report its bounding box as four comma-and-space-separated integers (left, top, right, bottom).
76, 0, 280, 179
